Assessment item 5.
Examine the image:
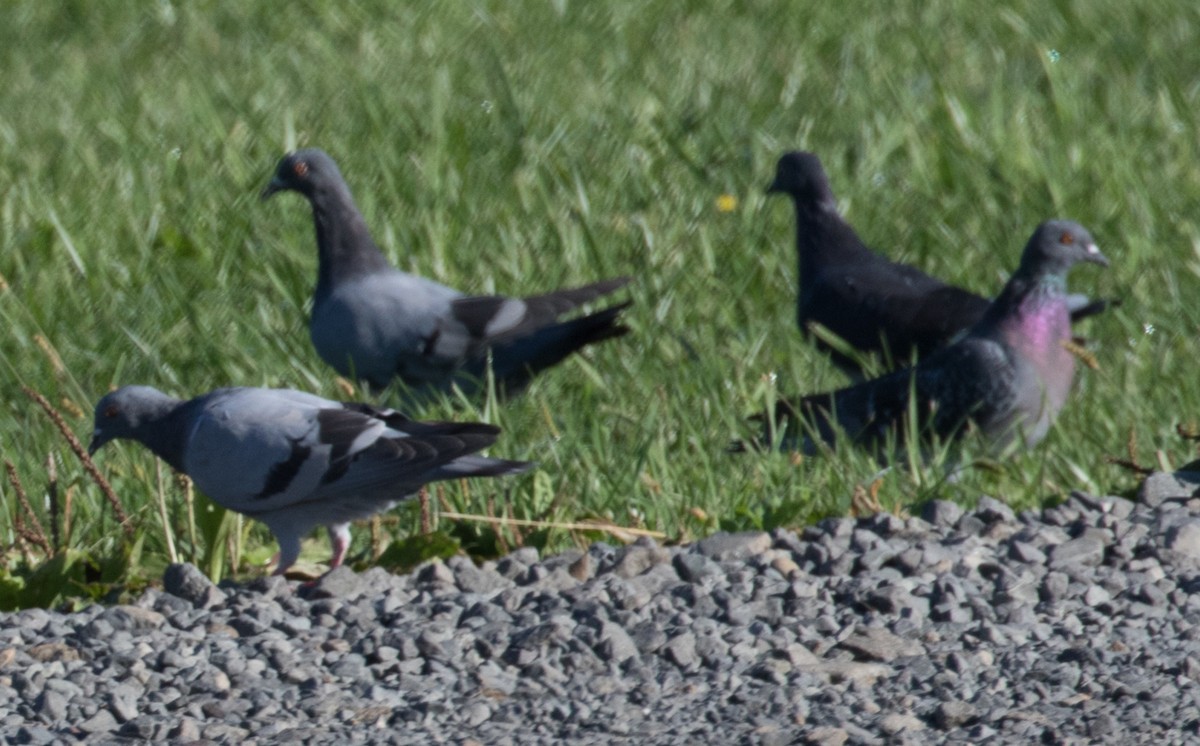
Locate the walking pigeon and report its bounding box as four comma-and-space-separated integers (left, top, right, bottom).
765, 220, 1108, 454
262, 149, 632, 395
768, 151, 1111, 377
89, 385, 533, 574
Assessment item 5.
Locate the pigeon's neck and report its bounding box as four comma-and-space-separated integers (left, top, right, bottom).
134, 399, 196, 474
793, 199, 874, 278
308, 184, 393, 299
982, 272, 1072, 354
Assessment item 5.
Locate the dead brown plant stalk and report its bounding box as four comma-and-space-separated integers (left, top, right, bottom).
22, 385, 133, 536
4, 461, 52, 556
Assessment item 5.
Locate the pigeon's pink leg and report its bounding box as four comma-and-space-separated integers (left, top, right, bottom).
327, 524, 352, 568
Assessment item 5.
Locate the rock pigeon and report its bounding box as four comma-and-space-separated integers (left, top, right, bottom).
768, 151, 1112, 377
89, 385, 533, 575
262, 148, 632, 395
766, 220, 1108, 454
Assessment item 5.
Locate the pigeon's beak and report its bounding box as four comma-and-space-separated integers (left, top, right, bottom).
765, 177, 783, 195
1084, 243, 1110, 268
260, 177, 285, 201
88, 430, 108, 456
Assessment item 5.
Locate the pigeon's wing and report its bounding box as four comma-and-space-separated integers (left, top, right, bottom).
311, 271, 464, 387
805, 260, 984, 361
1065, 294, 1116, 323
303, 407, 531, 500
185, 388, 527, 514
783, 337, 1015, 449
181, 389, 387, 511
877, 282, 991, 357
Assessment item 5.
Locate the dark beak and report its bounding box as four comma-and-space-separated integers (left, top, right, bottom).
765, 176, 783, 195
260, 177, 285, 201
88, 430, 108, 457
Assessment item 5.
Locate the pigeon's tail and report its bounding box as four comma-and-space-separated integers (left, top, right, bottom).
430, 455, 535, 482
484, 300, 633, 393
522, 277, 633, 317
450, 277, 632, 347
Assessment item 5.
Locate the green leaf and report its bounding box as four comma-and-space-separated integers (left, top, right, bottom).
376, 532, 462, 573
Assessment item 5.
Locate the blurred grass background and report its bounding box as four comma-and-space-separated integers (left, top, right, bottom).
0, 1, 1197, 603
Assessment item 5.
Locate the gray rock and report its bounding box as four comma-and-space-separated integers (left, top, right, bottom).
922, 500, 964, 527
838, 626, 925, 662
663, 631, 698, 669
416, 560, 457, 588
97, 605, 166, 633
933, 701, 977, 729
612, 541, 670, 578
1008, 540, 1048, 565
35, 690, 69, 723
108, 684, 140, 722
76, 708, 119, 734
1083, 585, 1112, 608
1139, 471, 1200, 506
1040, 571, 1070, 602
1165, 520, 1200, 560
0, 476, 1197, 743
450, 556, 508, 594
673, 552, 723, 583
880, 711, 925, 734
15, 726, 59, 746
597, 622, 638, 663
805, 726, 850, 745
695, 531, 772, 561
1048, 532, 1106, 569
975, 496, 1016, 524
163, 563, 227, 608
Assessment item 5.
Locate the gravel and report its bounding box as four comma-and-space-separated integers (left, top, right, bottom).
2, 471, 1200, 744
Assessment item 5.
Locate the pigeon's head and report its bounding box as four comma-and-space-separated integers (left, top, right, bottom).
1020, 220, 1109, 277
89, 386, 178, 455
767, 151, 837, 210
261, 149, 343, 201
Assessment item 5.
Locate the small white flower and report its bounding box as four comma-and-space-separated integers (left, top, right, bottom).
1144, 323, 1155, 335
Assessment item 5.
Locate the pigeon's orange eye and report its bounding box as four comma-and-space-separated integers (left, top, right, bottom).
104, 405, 119, 418
294, 161, 309, 178
1060, 232, 1074, 245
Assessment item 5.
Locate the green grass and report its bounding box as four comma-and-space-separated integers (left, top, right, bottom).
1, 1, 1198, 605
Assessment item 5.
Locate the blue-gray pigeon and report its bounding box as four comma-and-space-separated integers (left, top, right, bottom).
89, 385, 533, 574
766, 220, 1108, 454
768, 151, 1111, 377
262, 149, 631, 395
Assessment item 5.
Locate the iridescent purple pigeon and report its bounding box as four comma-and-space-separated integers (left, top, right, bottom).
768, 151, 1111, 378
767, 220, 1108, 454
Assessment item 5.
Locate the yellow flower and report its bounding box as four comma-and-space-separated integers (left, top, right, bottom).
715, 193, 738, 213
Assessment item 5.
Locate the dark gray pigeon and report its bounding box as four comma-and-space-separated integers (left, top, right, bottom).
89, 385, 533, 575
262, 149, 631, 395
765, 220, 1108, 454
768, 151, 1111, 377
